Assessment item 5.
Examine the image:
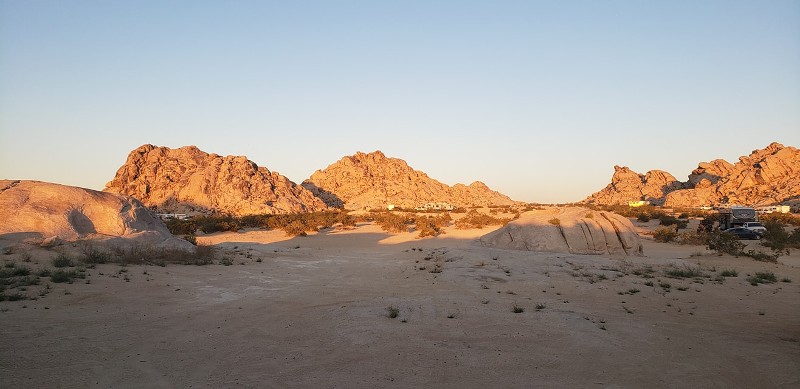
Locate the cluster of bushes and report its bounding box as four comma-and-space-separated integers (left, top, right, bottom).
454, 210, 511, 229
165, 210, 356, 237
371, 212, 415, 233
760, 212, 800, 226
414, 214, 452, 238
760, 220, 800, 253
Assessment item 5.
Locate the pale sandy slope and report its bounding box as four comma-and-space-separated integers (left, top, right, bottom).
1, 222, 798, 388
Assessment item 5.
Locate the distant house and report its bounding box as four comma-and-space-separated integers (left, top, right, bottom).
157, 213, 190, 220
756, 205, 791, 214
417, 202, 455, 211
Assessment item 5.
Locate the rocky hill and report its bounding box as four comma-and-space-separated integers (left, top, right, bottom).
302, 151, 516, 210
585, 142, 800, 207
0, 180, 189, 248
104, 145, 328, 216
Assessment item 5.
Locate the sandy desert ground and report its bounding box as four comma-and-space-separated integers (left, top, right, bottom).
1, 220, 799, 388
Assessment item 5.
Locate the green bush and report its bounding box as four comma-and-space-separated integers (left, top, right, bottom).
707, 230, 745, 256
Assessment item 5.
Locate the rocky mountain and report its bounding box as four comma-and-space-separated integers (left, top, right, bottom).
585, 142, 800, 207
302, 151, 516, 210
0, 180, 189, 248
104, 145, 328, 216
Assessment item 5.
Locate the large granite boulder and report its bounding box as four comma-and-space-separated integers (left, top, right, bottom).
0, 180, 190, 248
480, 207, 643, 256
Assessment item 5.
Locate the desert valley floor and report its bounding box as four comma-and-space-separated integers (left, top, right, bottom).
1, 220, 799, 388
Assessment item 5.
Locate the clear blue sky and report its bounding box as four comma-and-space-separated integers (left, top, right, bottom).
1, 1, 798, 203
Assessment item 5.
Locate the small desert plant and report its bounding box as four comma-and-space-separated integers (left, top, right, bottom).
746, 272, 777, 286
719, 269, 738, 277
386, 305, 400, 318
80, 244, 110, 264
218, 257, 233, 266
548, 218, 561, 226
664, 266, 706, 279
52, 253, 74, 268
535, 303, 546, 310
653, 227, 678, 243
637, 213, 650, 222
742, 250, 778, 263
512, 304, 525, 313
50, 269, 84, 283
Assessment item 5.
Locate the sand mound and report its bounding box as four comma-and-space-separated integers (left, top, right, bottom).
0, 180, 189, 248
480, 207, 643, 256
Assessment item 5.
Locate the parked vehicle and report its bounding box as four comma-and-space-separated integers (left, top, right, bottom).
741, 222, 767, 235
718, 207, 758, 230
724, 227, 761, 240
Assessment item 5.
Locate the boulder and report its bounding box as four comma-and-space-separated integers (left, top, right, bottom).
480, 207, 643, 256
0, 180, 190, 248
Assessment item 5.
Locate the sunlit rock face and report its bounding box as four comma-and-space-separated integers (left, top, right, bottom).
104, 144, 329, 216
302, 150, 516, 210
585, 142, 800, 207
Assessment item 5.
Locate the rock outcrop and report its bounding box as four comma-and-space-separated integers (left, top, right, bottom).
480, 207, 643, 256
104, 145, 329, 216
585, 142, 800, 207
0, 180, 189, 248
302, 151, 516, 210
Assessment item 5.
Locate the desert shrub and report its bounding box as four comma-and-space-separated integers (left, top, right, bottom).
183, 235, 197, 245
80, 243, 111, 264
187, 244, 215, 265
760, 220, 798, 253
742, 250, 778, 263
759, 212, 800, 226
50, 268, 84, 283
664, 266, 707, 279
455, 210, 510, 229
707, 230, 745, 256
747, 272, 777, 285
281, 220, 309, 237
658, 215, 688, 229
637, 213, 650, 222
373, 212, 414, 233
415, 214, 451, 238
164, 219, 197, 235
386, 305, 400, 318
653, 227, 678, 243
675, 231, 708, 245
678, 213, 689, 219
720, 269, 738, 277
52, 253, 74, 268
548, 218, 561, 226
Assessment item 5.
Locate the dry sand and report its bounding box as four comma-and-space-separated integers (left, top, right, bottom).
1, 221, 799, 388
